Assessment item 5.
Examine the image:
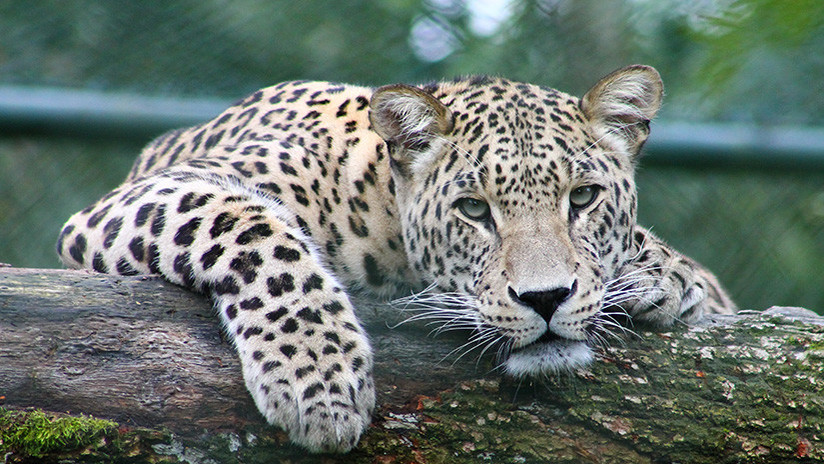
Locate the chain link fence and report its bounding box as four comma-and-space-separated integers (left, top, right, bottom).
1, 0, 822, 312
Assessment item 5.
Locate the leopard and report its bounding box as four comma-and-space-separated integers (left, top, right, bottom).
57, 64, 736, 453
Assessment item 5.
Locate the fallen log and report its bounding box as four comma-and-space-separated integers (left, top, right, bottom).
1, 267, 822, 463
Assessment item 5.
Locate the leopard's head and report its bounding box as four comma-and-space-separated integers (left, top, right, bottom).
370, 65, 663, 375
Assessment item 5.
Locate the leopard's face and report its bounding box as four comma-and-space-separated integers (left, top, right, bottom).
371, 68, 662, 375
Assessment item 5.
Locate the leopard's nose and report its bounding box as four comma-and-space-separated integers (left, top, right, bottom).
509, 281, 577, 324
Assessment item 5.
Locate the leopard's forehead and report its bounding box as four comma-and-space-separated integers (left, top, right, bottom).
428, 76, 624, 211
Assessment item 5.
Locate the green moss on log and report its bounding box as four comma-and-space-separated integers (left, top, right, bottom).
0, 409, 116, 459
0, 408, 182, 463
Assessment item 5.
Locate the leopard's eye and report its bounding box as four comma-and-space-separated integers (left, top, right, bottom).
456, 197, 491, 221
569, 185, 600, 209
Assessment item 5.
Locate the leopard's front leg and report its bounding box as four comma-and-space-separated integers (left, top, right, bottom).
57, 170, 374, 452
611, 226, 737, 327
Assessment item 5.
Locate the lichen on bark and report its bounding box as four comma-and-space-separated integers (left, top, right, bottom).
558, 309, 824, 463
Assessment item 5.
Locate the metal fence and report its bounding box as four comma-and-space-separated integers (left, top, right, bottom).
1, 0, 822, 313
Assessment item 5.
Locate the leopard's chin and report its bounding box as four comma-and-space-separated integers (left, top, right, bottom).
502, 338, 593, 377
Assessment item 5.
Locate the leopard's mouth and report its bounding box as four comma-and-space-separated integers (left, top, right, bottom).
501, 306, 634, 376
503, 335, 593, 377
532, 328, 563, 344
507, 328, 582, 354
500, 319, 600, 377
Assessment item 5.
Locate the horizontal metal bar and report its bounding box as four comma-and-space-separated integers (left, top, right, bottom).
1, 85, 823, 169
0, 85, 230, 139
645, 122, 824, 170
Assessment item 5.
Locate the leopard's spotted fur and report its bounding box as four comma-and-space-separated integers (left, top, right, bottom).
57, 65, 736, 452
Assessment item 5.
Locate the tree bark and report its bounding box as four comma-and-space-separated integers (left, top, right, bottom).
1, 267, 822, 463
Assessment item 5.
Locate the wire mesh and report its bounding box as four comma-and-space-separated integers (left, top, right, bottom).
0, 0, 822, 312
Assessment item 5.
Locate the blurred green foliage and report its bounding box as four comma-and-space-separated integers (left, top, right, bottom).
689, 0, 824, 123
0, 0, 822, 311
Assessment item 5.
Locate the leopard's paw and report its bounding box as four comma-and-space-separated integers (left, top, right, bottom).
242, 334, 375, 452
616, 256, 714, 327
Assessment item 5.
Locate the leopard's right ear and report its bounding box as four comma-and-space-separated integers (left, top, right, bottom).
369, 84, 453, 176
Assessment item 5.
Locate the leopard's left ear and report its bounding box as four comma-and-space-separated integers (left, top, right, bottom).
581, 65, 663, 157
370, 84, 453, 176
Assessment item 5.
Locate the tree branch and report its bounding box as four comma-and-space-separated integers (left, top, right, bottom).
1, 267, 822, 463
